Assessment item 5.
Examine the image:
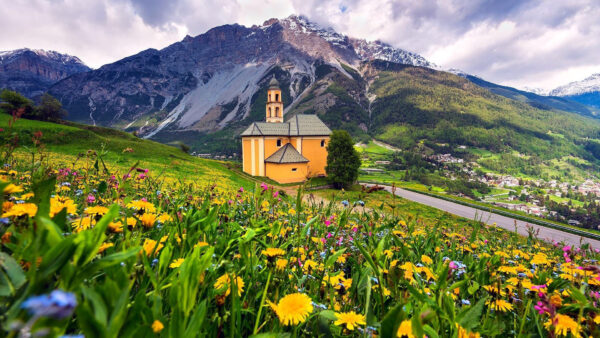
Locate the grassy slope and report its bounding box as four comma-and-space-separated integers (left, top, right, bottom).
1, 113, 252, 189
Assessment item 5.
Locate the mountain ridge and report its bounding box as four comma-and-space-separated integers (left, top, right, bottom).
0, 48, 90, 98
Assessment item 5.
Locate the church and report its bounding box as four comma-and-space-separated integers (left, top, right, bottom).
241, 76, 331, 183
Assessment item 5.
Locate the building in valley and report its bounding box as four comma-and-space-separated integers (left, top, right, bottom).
240, 76, 331, 183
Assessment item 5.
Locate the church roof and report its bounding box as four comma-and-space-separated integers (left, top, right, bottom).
264, 143, 309, 164
240, 114, 331, 137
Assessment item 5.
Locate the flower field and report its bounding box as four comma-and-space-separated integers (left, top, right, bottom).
1, 123, 600, 337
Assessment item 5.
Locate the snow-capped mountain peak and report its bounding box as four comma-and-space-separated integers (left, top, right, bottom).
521, 86, 549, 96
0, 48, 87, 67
550, 73, 600, 96
274, 15, 434, 68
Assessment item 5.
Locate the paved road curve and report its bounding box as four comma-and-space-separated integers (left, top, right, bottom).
364, 184, 600, 249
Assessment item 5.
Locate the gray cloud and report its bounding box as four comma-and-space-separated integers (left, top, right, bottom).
0, 0, 598, 90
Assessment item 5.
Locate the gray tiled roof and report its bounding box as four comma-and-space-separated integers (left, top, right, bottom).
240, 114, 331, 137
264, 143, 309, 163
289, 115, 332, 136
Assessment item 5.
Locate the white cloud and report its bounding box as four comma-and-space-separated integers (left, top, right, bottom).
1, 0, 599, 90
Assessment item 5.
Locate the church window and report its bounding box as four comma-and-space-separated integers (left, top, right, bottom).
292, 168, 297, 172
268, 107, 271, 117
275, 93, 279, 101
321, 139, 325, 147
275, 107, 279, 116
277, 139, 282, 147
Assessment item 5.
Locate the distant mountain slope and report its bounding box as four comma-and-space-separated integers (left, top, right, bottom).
363, 62, 599, 157
549, 73, 600, 109
458, 74, 599, 118
0, 48, 90, 98
48, 15, 433, 136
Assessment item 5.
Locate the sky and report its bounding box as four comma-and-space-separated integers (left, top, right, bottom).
1, 0, 599, 91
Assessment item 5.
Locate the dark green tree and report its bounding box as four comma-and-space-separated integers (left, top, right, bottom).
36, 93, 66, 121
0, 89, 33, 116
325, 130, 361, 189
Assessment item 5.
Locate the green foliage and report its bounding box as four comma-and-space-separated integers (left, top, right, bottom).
326, 130, 361, 189
0, 89, 34, 116
36, 93, 67, 121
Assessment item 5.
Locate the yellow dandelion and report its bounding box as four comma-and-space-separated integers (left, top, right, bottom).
151, 320, 164, 333
126, 217, 137, 228
276, 258, 288, 271
19, 192, 34, 200
544, 314, 581, 338
140, 213, 157, 228
213, 273, 245, 297
98, 242, 114, 253
262, 247, 286, 258
72, 217, 96, 232
108, 221, 123, 233
397, 320, 415, 338
487, 299, 513, 312
142, 239, 164, 256
531, 253, 550, 265
195, 241, 209, 248
157, 213, 172, 223
268, 293, 313, 326
2, 203, 37, 218
334, 311, 365, 331
84, 206, 109, 215
3, 183, 23, 195
169, 258, 185, 268
421, 254, 433, 265
127, 200, 156, 213
457, 324, 481, 338
50, 196, 77, 217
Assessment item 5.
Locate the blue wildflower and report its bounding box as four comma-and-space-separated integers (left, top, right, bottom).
461, 299, 471, 305
151, 259, 159, 267
312, 302, 327, 310
0, 217, 9, 225
21, 290, 77, 319
341, 200, 349, 207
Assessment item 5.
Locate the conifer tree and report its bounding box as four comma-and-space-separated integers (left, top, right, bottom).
325, 130, 361, 189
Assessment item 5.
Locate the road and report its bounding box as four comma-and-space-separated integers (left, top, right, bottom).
364, 184, 600, 249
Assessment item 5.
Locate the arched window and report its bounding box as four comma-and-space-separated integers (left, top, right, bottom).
277, 139, 282, 147
275, 93, 279, 102
268, 107, 271, 117
275, 107, 279, 116
321, 139, 325, 147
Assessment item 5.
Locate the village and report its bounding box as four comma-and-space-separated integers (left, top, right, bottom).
357, 142, 600, 230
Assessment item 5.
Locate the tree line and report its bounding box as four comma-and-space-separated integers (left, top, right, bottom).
0, 90, 66, 121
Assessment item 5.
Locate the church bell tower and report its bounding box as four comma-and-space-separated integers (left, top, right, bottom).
266, 75, 283, 123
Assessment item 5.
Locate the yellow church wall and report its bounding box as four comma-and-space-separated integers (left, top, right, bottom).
264, 137, 291, 159
300, 137, 329, 176
242, 138, 252, 175
265, 162, 308, 183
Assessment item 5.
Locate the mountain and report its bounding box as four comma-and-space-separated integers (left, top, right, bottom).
457, 74, 599, 118
47, 15, 433, 136
0, 48, 90, 98
549, 73, 600, 108
41, 14, 600, 176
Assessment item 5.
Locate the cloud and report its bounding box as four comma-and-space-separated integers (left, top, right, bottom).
1, 0, 599, 90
